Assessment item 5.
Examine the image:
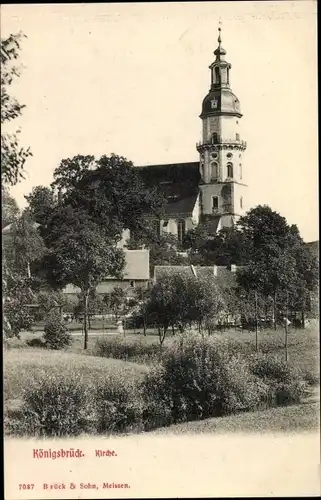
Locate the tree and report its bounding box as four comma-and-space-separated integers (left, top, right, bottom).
145, 274, 225, 344
51, 153, 165, 238
24, 186, 57, 226
3, 264, 36, 338
1, 32, 32, 186
236, 205, 318, 329
107, 287, 127, 323
51, 154, 96, 198
126, 227, 188, 274
2, 186, 20, 228
183, 225, 247, 266
41, 207, 126, 349
3, 211, 46, 278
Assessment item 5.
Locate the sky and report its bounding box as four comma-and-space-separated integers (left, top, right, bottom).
1, 1, 318, 241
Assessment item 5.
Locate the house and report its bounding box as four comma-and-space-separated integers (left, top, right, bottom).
154, 263, 238, 286
63, 249, 150, 303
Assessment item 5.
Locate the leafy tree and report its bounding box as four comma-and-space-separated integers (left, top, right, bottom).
3, 265, 36, 338
1, 32, 32, 186
51, 154, 96, 198
106, 286, 127, 323
51, 153, 165, 238
183, 225, 247, 266
145, 274, 225, 344
3, 211, 46, 277
236, 206, 318, 328
2, 186, 20, 228
126, 227, 188, 274
41, 207, 126, 349
43, 310, 72, 350
24, 186, 57, 226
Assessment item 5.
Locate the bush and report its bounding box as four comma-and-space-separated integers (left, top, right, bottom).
94, 374, 144, 434
249, 354, 308, 406
141, 364, 172, 431
43, 311, 72, 350
95, 336, 164, 364
20, 371, 95, 437
141, 334, 268, 426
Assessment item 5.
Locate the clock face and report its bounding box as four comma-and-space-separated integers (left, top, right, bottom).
211, 98, 218, 109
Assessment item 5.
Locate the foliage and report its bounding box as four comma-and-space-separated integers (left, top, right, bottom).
183, 225, 247, 266
1, 32, 32, 186
94, 374, 144, 433
249, 354, 308, 406
236, 206, 319, 323
20, 371, 94, 436
95, 336, 164, 364
141, 334, 268, 427
105, 286, 127, 321
24, 186, 57, 226
51, 153, 165, 237
3, 264, 36, 338
39, 206, 125, 348
2, 186, 20, 228
3, 211, 46, 276
40, 207, 125, 290
126, 227, 188, 273
43, 310, 72, 350
36, 289, 69, 316
145, 274, 225, 342
51, 154, 96, 198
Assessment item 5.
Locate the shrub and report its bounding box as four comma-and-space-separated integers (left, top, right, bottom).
94, 374, 144, 434
141, 334, 268, 426
95, 336, 164, 364
20, 370, 94, 437
141, 364, 172, 431
249, 354, 308, 406
43, 311, 72, 350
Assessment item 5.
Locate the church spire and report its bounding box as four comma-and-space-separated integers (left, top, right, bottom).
214, 26, 226, 60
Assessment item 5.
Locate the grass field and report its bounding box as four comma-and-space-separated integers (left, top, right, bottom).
152, 401, 320, 435
4, 348, 148, 404
4, 321, 319, 436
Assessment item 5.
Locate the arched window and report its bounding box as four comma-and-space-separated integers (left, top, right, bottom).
211, 162, 218, 181
215, 66, 221, 84
240, 196, 243, 209
212, 196, 219, 213
227, 67, 230, 85
212, 132, 219, 143
177, 220, 186, 244
227, 163, 233, 178
239, 163, 242, 179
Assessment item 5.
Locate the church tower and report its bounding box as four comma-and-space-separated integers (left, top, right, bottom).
197, 28, 247, 231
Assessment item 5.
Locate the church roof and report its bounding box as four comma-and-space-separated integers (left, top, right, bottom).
137, 162, 200, 217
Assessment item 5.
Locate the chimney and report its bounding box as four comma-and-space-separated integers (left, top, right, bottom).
213, 265, 218, 276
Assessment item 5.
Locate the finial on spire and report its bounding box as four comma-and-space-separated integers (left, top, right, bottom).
218, 26, 222, 45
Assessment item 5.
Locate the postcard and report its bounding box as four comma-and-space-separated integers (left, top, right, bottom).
2, 2, 319, 498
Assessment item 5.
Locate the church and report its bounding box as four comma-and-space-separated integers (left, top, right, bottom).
129, 28, 248, 245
